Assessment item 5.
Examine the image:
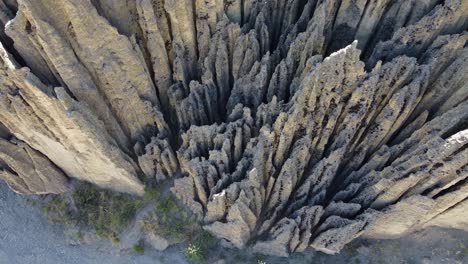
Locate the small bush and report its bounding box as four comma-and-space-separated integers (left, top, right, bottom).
182, 230, 217, 262
156, 195, 178, 215
252, 254, 267, 264
192, 230, 216, 251
109, 232, 120, 245
75, 231, 83, 241
133, 242, 145, 254
462, 244, 468, 255
143, 186, 162, 202
184, 243, 204, 262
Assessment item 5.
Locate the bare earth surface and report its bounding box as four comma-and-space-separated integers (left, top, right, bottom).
1, 181, 467, 264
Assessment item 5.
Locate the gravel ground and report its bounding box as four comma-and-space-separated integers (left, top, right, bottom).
0, 180, 467, 264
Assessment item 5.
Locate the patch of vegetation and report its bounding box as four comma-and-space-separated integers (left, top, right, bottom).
75, 231, 83, 241
109, 234, 120, 245
233, 250, 248, 262
460, 242, 468, 256
252, 254, 267, 264
143, 194, 200, 243
133, 241, 145, 254
44, 181, 219, 259
184, 243, 204, 262
43, 182, 145, 242
140, 192, 217, 262
158, 255, 168, 263
197, 230, 216, 245
43, 196, 73, 224
143, 185, 162, 202
156, 195, 178, 215
190, 230, 216, 254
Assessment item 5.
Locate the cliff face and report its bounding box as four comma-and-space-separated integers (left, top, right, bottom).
0, 0, 467, 256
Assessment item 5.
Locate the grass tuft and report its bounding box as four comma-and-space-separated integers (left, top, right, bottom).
184, 243, 204, 262
133, 241, 145, 254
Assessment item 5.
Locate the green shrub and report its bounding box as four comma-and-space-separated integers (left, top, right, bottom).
192, 230, 216, 251
133, 242, 145, 254
143, 186, 162, 202
182, 230, 218, 263
158, 218, 187, 242
184, 243, 204, 262
109, 232, 120, 245
75, 231, 83, 241
156, 195, 178, 215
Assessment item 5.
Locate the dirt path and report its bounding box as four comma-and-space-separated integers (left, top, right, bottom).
1, 180, 467, 264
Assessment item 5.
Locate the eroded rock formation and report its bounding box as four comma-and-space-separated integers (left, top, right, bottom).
0, 0, 466, 257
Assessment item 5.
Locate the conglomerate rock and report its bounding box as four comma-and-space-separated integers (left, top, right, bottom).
0, 0, 466, 257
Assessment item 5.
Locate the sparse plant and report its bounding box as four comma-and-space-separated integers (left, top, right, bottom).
234, 251, 248, 262
192, 230, 216, 251
109, 232, 120, 245
75, 231, 83, 241
252, 253, 267, 264
142, 214, 160, 232
181, 228, 218, 262
143, 186, 161, 202
133, 241, 145, 254
345, 242, 360, 257
159, 255, 168, 263
156, 195, 178, 215
184, 243, 204, 262
461, 243, 468, 256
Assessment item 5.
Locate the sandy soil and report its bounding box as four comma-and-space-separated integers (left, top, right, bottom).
0, 180, 467, 264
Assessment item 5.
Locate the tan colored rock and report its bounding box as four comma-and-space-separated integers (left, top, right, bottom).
0, 137, 69, 194
0, 43, 144, 195
0, 0, 466, 258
